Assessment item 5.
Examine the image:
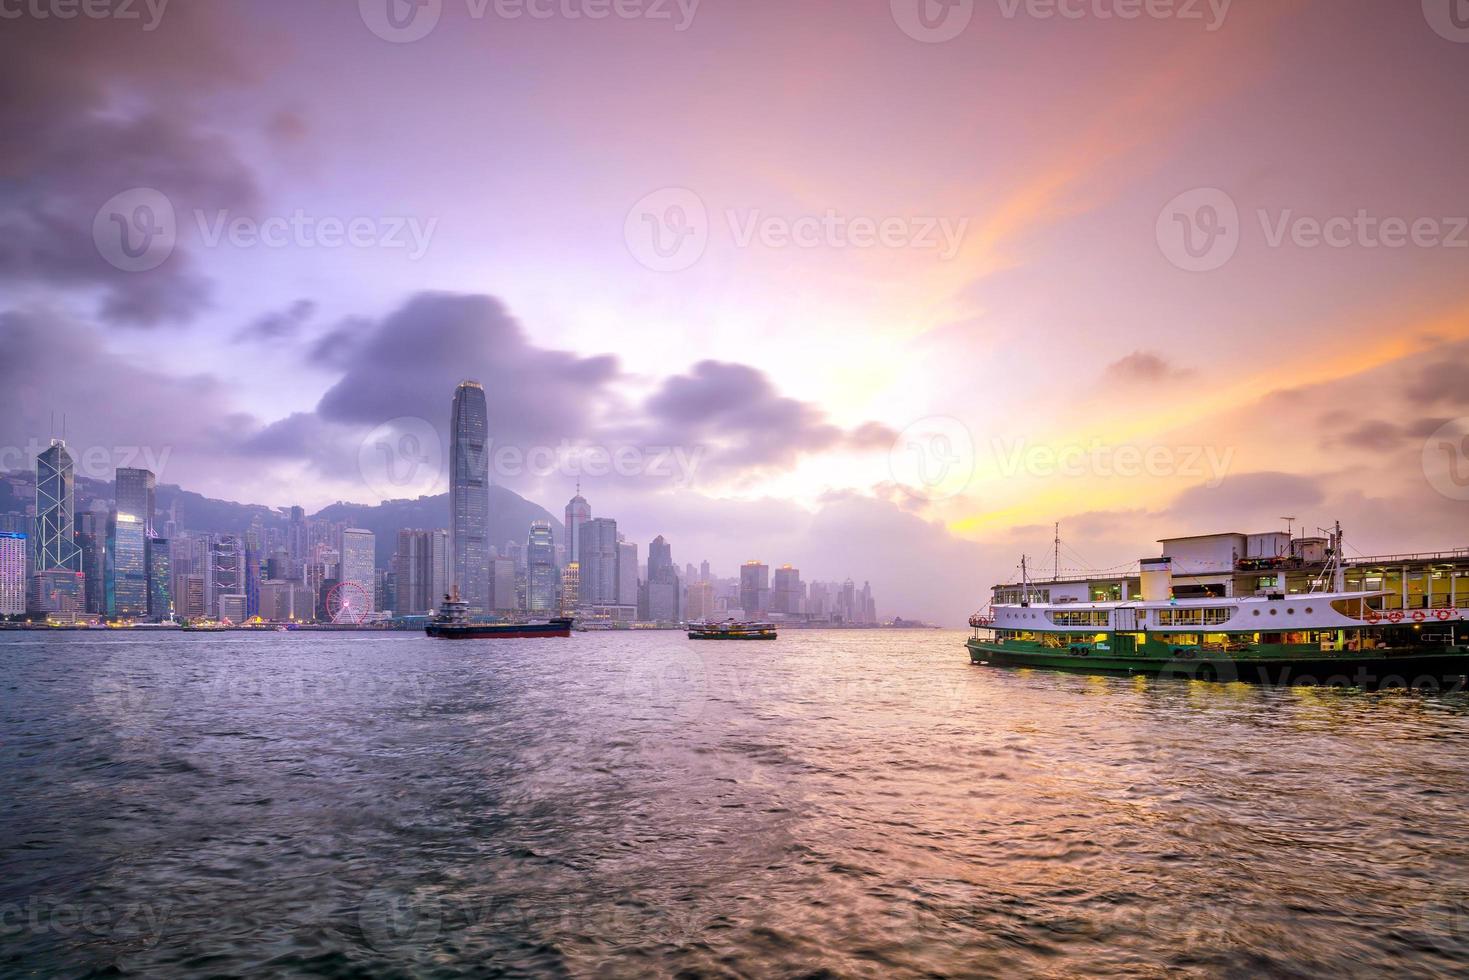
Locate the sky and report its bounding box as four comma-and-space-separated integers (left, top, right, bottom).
2, 0, 1468, 623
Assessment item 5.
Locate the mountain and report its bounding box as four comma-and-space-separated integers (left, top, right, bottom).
1, 471, 564, 569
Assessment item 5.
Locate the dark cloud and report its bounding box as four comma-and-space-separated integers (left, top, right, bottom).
1165, 471, 1325, 531
235, 300, 317, 343
1405, 357, 1469, 408
0, 8, 265, 327
316, 293, 621, 444
1102, 351, 1193, 385
641, 360, 896, 476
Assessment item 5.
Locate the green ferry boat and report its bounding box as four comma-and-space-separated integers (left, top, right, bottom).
968, 529, 1469, 687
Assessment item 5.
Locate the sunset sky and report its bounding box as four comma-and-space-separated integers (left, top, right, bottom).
3, 0, 1467, 622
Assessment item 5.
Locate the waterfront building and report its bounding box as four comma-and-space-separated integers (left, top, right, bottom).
28, 568, 84, 619
617, 539, 639, 608
740, 561, 770, 617
490, 556, 517, 612
450, 381, 490, 613
218, 593, 247, 623
0, 532, 25, 615
772, 565, 804, 616
36, 440, 81, 572
560, 561, 579, 613
147, 537, 171, 621
393, 528, 451, 615
527, 520, 558, 613
108, 511, 147, 618
577, 518, 620, 606
339, 528, 376, 615
207, 535, 243, 618
74, 510, 106, 614
685, 579, 714, 622
564, 489, 590, 564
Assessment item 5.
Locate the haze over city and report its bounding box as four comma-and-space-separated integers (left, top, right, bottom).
3, 0, 1468, 626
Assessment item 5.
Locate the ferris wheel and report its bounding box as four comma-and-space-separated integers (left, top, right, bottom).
326, 581, 371, 624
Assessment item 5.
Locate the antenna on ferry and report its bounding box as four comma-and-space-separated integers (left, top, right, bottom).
1281, 516, 1296, 542
1053, 522, 1060, 582
1020, 555, 1030, 607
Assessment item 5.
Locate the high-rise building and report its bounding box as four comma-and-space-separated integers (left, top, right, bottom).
772, 565, 804, 616
115, 467, 156, 537
526, 520, 557, 612
0, 532, 25, 616
74, 509, 106, 614
684, 579, 713, 622
244, 546, 262, 619
450, 380, 490, 614
207, 535, 243, 618
700, 560, 710, 582
617, 539, 639, 608
564, 489, 590, 564
28, 568, 84, 618
339, 528, 376, 615
36, 440, 81, 572
392, 528, 451, 615
286, 505, 308, 568
577, 518, 620, 605
147, 537, 171, 621
490, 556, 517, 612
740, 561, 770, 617
648, 535, 674, 584
108, 511, 147, 618
560, 561, 579, 613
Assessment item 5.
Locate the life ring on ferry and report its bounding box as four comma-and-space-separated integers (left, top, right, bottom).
1364, 610, 1381, 624
1411, 611, 1426, 623
1387, 611, 1404, 624
1434, 609, 1451, 622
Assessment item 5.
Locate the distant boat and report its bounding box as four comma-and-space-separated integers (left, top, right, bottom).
424, 587, 573, 639
688, 619, 778, 640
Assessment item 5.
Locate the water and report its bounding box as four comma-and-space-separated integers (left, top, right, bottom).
3, 629, 1469, 978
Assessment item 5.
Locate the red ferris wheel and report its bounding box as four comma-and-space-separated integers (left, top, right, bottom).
326, 581, 371, 624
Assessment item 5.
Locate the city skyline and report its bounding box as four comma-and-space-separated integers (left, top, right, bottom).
2, 2, 1466, 626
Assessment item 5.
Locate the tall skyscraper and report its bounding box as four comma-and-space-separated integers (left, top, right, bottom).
0, 532, 25, 616
772, 565, 804, 615
564, 489, 590, 564
74, 510, 106, 614
645, 535, 679, 623
577, 518, 619, 605
560, 561, 579, 613
339, 528, 376, 615
490, 556, 517, 612
392, 528, 451, 614
286, 505, 308, 575
617, 539, 639, 608
115, 467, 156, 537
108, 512, 148, 618
740, 561, 770, 617
208, 535, 243, 618
648, 535, 674, 584
36, 441, 81, 572
526, 520, 557, 612
147, 537, 171, 621
450, 381, 489, 614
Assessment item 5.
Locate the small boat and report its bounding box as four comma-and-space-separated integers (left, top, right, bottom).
688, 619, 778, 640
425, 588, 573, 639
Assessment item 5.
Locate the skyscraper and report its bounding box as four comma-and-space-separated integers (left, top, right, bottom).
740, 561, 770, 617
36, 440, 81, 572
564, 489, 590, 564
450, 381, 489, 613
577, 517, 619, 606
645, 535, 680, 623
286, 504, 308, 575
147, 537, 172, 621
617, 539, 639, 608
115, 467, 156, 537
108, 512, 148, 618
526, 520, 557, 612
392, 528, 451, 614
339, 528, 376, 616
772, 565, 804, 615
0, 532, 25, 616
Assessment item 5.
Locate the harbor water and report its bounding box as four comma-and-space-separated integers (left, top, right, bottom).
3, 629, 1469, 977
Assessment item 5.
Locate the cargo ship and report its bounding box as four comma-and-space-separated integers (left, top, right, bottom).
688, 620, 778, 640
968, 524, 1469, 685
425, 588, 573, 639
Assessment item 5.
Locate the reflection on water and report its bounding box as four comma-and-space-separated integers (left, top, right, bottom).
3, 630, 1469, 977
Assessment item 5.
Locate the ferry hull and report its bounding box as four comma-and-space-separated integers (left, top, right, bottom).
967, 638, 1469, 687
426, 619, 573, 639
